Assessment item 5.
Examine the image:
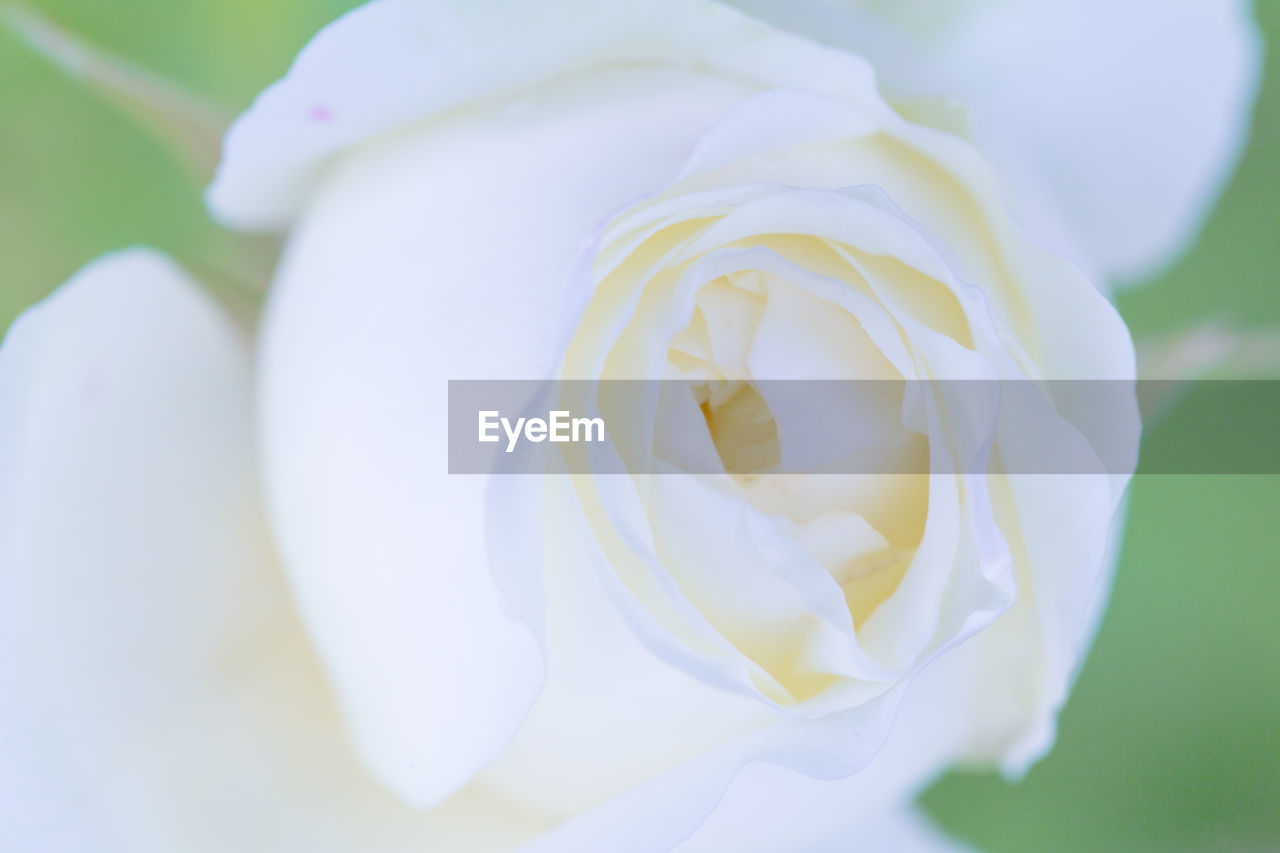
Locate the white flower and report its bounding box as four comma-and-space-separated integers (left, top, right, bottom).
0, 1, 1256, 851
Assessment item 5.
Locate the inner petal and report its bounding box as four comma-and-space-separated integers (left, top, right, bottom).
654, 256, 933, 648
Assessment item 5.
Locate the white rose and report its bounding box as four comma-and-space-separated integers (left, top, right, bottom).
0, 1, 1255, 851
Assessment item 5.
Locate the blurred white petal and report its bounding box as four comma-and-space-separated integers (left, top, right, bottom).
206, 0, 883, 230
807, 808, 974, 852
673, 703, 974, 852
256, 61, 761, 807
729, 0, 1262, 283
0, 250, 542, 851
516, 687, 912, 853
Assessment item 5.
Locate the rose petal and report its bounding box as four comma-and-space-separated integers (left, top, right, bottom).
508, 619, 983, 852
682, 793, 972, 853
728, 0, 1262, 282
805, 808, 973, 853
477, 476, 779, 818
259, 65, 760, 806
517, 682, 911, 853
0, 250, 542, 851
206, 0, 883, 231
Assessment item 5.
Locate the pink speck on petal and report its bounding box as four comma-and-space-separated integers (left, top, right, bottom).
309, 105, 334, 123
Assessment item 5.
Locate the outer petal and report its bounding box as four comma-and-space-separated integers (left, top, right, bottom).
477, 476, 780, 820
206, 0, 882, 230
478, 471, 1003, 850
818, 809, 973, 852
0, 251, 544, 851
515, 688, 911, 853
240, 0, 884, 814
259, 66, 756, 806
504, 588, 986, 853
686, 802, 972, 853
729, 0, 1262, 281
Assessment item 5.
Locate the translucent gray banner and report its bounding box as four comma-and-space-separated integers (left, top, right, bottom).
447, 380, 1280, 475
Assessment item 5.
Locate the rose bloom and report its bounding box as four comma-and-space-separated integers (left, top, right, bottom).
0, 1, 1258, 851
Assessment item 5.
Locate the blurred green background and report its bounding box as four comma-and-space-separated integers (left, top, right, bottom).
2, 2, 1276, 851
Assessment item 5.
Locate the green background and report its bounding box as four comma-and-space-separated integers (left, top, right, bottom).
2, 2, 1276, 850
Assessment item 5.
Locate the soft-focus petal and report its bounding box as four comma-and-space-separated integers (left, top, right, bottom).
672, 687, 966, 851
481, 475, 997, 849
477, 476, 779, 819
976, 479, 1132, 772
805, 808, 973, 853
509, 606, 992, 853
260, 65, 754, 807
0, 250, 544, 851
516, 686, 911, 853
729, 0, 1262, 281
206, 0, 882, 230
686, 795, 973, 853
